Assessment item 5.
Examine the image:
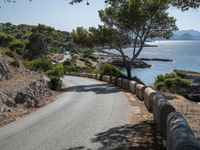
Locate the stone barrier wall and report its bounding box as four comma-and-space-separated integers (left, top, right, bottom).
144, 87, 157, 113
92, 74, 97, 79
65, 73, 200, 149
117, 78, 122, 88
167, 112, 200, 150
111, 77, 117, 85
122, 79, 130, 90
153, 94, 176, 137
129, 81, 137, 94
136, 84, 146, 100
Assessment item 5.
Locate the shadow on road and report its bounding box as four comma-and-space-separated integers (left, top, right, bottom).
64, 121, 165, 150
62, 84, 120, 95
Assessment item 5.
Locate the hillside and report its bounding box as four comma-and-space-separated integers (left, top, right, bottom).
172, 30, 200, 40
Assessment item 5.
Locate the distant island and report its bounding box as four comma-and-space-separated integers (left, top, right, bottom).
171, 30, 200, 40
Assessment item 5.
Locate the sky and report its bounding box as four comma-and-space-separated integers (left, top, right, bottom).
0, 0, 200, 32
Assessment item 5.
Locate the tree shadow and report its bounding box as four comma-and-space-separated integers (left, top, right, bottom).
62, 84, 120, 95
64, 121, 165, 150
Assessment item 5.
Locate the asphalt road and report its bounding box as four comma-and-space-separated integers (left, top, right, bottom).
0, 76, 131, 150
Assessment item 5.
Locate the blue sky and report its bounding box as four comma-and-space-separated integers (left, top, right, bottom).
0, 0, 200, 32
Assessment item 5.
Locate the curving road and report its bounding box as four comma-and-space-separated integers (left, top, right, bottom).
0, 76, 132, 150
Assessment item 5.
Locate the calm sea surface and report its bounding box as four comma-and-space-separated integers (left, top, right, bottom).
109, 40, 200, 85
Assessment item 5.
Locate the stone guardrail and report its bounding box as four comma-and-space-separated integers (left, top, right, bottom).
153, 94, 176, 137
111, 77, 117, 85
167, 112, 200, 150
129, 81, 137, 94
144, 87, 158, 113
136, 84, 147, 100
117, 78, 123, 88
65, 72, 200, 149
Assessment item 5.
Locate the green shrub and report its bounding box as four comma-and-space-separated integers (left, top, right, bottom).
10, 59, 20, 67
174, 69, 200, 78
9, 40, 25, 55
92, 68, 101, 74
5, 51, 15, 58
99, 64, 122, 77
49, 76, 62, 91
63, 59, 72, 67
26, 58, 52, 72
154, 71, 191, 93
0, 32, 15, 47
46, 64, 65, 78
155, 82, 165, 90
65, 66, 93, 73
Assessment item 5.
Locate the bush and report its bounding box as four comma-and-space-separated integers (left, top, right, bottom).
99, 64, 122, 77
154, 71, 191, 93
9, 40, 25, 55
0, 32, 15, 47
63, 59, 72, 67
92, 68, 101, 74
26, 58, 52, 72
49, 76, 62, 91
10, 59, 20, 67
46, 64, 65, 78
155, 82, 165, 90
5, 51, 15, 58
65, 66, 93, 73
174, 69, 200, 78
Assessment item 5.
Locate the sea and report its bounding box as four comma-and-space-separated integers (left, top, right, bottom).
108, 40, 200, 85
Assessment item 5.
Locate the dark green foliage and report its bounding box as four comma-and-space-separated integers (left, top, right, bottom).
174, 69, 200, 78
26, 58, 52, 72
63, 59, 72, 67
71, 27, 94, 48
49, 76, 62, 91
98, 64, 122, 77
0, 32, 15, 47
9, 40, 25, 55
65, 66, 93, 73
46, 64, 65, 78
10, 59, 20, 68
154, 71, 192, 93
0, 23, 71, 59
5, 51, 15, 58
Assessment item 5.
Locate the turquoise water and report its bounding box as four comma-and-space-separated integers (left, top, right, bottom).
113, 41, 200, 85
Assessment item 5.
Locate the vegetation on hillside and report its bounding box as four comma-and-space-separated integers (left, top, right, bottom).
154, 70, 192, 93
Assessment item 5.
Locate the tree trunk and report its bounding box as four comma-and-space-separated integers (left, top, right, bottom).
126, 62, 132, 80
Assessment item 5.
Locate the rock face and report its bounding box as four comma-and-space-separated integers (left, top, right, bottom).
0, 55, 9, 81
108, 58, 151, 68
0, 78, 51, 115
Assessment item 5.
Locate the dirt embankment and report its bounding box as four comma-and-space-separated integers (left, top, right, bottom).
0, 55, 60, 126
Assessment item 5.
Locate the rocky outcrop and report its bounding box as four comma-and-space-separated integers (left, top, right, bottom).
0, 77, 52, 115
108, 58, 151, 68
0, 55, 9, 81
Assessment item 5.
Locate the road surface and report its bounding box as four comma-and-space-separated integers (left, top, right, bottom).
0, 76, 132, 150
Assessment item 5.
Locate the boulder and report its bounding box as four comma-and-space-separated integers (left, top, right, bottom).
129, 81, 137, 94
167, 112, 200, 150
136, 84, 147, 100
122, 79, 130, 90
144, 87, 158, 113
153, 94, 176, 137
